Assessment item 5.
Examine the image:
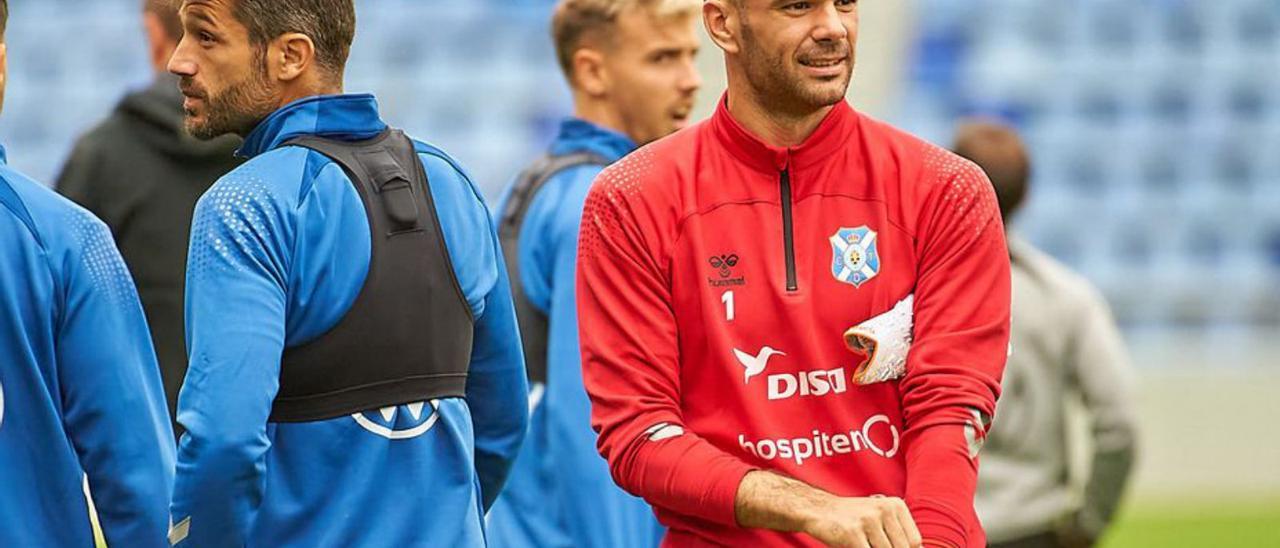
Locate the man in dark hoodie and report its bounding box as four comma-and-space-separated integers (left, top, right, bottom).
56, 0, 242, 437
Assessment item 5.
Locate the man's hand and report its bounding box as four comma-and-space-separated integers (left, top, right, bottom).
735, 471, 923, 548
1054, 509, 1102, 548
804, 495, 923, 548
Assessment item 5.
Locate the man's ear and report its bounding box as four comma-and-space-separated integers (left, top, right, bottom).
0, 43, 8, 92
142, 12, 178, 73
271, 32, 316, 82
571, 48, 609, 97
703, 0, 741, 55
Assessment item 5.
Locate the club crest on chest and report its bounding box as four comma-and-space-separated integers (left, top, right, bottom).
829, 226, 880, 288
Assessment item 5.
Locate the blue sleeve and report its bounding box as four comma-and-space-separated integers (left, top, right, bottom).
467, 238, 529, 511
543, 167, 659, 544
56, 211, 175, 548
170, 171, 292, 545
426, 151, 529, 511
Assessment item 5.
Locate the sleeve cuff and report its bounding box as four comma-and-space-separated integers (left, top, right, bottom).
913, 506, 968, 548
709, 462, 757, 527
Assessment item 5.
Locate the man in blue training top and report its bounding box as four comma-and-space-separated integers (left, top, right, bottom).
486, 1, 701, 546
167, 1, 528, 546
0, 1, 176, 546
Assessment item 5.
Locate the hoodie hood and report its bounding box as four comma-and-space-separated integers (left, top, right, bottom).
117, 75, 241, 160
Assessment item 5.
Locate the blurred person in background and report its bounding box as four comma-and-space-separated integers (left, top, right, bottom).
56, 0, 242, 439
576, 0, 1012, 546
165, 0, 527, 545
0, 0, 176, 545
486, 1, 701, 546
953, 120, 1139, 548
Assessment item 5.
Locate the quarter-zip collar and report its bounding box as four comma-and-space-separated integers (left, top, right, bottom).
238, 93, 387, 159
710, 93, 859, 175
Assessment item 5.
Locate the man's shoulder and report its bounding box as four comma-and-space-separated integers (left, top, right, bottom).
588, 124, 699, 205
526, 156, 610, 242
524, 148, 611, 206
861, 113, 986, 188
853, 113, 997, 239
1, 165, 106, 253
410, 138, 489, 204
1011, 236, 1106, 307
1, 167, 125, 296
208, 147, 309, 202
412, 139, 466, 174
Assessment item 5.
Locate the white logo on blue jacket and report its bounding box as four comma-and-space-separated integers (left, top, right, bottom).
351, 400, 440, 439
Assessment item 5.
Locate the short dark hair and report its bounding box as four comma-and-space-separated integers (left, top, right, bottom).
0, 0, 8, 40
232, 0, 356, 81
952, 120, 1031, 222
145, 0, 183, 42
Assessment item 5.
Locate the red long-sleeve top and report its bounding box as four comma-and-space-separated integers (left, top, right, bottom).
576, 98, 1011, 547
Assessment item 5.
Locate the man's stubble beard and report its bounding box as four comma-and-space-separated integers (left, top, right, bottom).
738, 22, 853, 121
187, 52, 279, 140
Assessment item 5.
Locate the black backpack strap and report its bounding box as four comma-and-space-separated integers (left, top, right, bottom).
498, 151, 609, 386
269, 129, 474, 422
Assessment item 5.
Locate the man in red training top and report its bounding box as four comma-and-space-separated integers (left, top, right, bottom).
576, 1, 1011, 546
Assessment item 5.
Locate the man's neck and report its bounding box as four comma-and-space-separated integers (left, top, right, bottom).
572, 93, 632, 142
278, 80, 343, 111
236, 84, 346, 139
726, 69, 833, 148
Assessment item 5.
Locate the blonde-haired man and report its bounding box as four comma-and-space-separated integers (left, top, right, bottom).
487, 0, 701, 546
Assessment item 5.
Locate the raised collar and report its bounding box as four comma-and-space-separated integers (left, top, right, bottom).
710, 93, 859, 174
549, 117, 637, 162
238, 93, 388, 159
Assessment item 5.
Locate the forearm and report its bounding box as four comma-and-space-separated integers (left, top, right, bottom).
604, 424, 755, 525
170, 435, 269, 546
734, 470, 834, 533
1078, 445, 1136, 535
467, 239, 530, 509
467, 353, 528, 510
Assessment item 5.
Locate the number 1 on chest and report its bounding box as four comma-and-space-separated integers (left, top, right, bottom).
721, 290, 735, 321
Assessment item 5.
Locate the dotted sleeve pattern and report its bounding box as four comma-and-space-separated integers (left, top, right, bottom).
187, 164, 283, 285
64, 208, 140, 307
919, 144, 1002, 249
578, 147, 657, 268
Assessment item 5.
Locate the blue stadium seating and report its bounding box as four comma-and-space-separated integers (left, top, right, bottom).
0, 0, 1272, 331
0, 0, 568, 202
903, 0, 1280, 328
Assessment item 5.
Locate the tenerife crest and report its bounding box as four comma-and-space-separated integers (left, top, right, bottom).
829, 226, 881, 287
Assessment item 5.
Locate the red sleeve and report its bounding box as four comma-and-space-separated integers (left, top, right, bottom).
902, 154, 1011, 547
576, 156, 756, 526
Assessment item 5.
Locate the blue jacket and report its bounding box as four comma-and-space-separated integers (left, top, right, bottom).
486, 119, 663, 548
0, 146, 175, 547
170, 94, 528, 547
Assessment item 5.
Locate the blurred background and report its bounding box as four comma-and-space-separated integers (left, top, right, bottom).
2, 1, 1275, 546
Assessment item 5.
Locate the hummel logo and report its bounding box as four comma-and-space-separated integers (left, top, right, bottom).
733, 346, 785, 383
707, 253, 746, 288
709, 254, 740, 278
